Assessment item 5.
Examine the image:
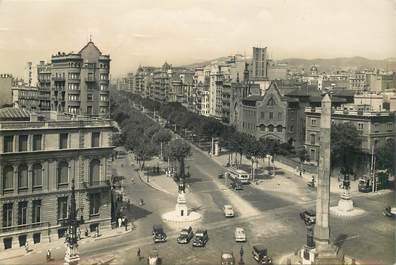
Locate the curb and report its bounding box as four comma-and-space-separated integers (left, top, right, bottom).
94, 229, 133, 241
137, 171, 175, 196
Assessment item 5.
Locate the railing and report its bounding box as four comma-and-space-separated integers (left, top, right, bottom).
85, 77, 96, 82
0, 222, 50, 233
52, 76, 65, 81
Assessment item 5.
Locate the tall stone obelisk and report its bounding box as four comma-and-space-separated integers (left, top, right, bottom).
314, 94, 340, 264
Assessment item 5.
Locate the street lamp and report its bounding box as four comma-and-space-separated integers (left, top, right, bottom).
300, 211, 316, 262
63, 178, 84, 265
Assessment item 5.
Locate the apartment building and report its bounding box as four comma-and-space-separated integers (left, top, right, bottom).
37, 41, 111, 117
11, 86, 40, 111
305, 104, 395, 162
0, 108, 115, 250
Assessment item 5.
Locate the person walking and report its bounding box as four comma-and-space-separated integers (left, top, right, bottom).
137, 248, 141, 261
124, 217, 128, 231
118, 217, 122, 228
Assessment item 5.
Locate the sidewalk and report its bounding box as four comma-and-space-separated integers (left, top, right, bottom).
0, 227, 132, 262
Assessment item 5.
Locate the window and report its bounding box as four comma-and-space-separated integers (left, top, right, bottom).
32, 135, 42, 151
59, 133, 68, 149
311, 119, 317, 127
269, 112, 273, 120
278, 112, 282, 120
276, 125, 283, 132
387, 122, 392, 131
374, 123, 379, 133
87, 94, 93, 101
89, 193, 100, 216
3, 203, 13, 227
91, 132, 100, 147
260, 112, 265, 119
310, 134, 316, 145
100, 95, 108, 102
3, 166, 13, 191
89, 159, 100, 185
32, 164, 42, 188
18, 135, 28, 152
357, 123, 363, 130
100, 84, 107, 91
57, 197, 68, 221
268, 125, 274, 132
18, 164, 28, 190
3, 136, 13, 153
87, 106, 93, 115
57, 161, 69, 185
18, 201, 27, 225
290, 125, 294, 133
32, 200, 41, 223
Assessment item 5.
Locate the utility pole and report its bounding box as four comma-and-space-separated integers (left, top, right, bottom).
371, 143, 375, 193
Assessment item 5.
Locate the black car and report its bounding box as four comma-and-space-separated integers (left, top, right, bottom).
192, 229, 208, 247
252, 245, 272, 265
152, 225, 167, 243
177, 226, 194, 244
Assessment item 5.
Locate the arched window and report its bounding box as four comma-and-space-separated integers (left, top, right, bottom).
32, 163, 42, 187
3, 166, 13, 190
268, 125, 274, 132
276, 125, 283, 132
18, 164, 28, 189
58, 161, 69, 185
89, 159, 100, 185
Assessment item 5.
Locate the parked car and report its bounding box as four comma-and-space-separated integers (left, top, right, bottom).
152, 225, 167, 243
252, 245, 272, 265
234, 227, 246, 242
192, 229, 208, 247
223, 205, 235, 218
221, 251, 235, 265
177, 226, 194, 244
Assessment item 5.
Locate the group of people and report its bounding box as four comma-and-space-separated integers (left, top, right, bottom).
117, 216, 130, 231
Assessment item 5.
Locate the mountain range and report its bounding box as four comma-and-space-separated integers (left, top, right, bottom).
181, 56, 396, 73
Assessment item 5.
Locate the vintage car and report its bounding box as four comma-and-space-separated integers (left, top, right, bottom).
192, 229, 209, 247
177, 226, 194, 244
234, 227, 246, 242
252, 245, 272, 265
221, 251, 235, 265
223, 205, 235, 218
152, 225, 167, 243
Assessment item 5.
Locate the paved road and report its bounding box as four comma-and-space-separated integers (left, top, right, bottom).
6, 148, 395, 265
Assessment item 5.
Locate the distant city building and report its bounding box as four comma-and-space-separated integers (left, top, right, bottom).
0, 108, 115, 250
11, 86, 40, 111
305, 104, 395, 162
37, 41, 111, 117
366, 71, 396, 92
251, 47, 269, 81
37, 61, 52, 111
0, 74, 14, 107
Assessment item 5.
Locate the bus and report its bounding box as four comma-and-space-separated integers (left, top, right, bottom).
225, 168, 250, 184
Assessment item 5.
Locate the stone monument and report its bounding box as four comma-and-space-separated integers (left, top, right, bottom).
314, 93, 342, 264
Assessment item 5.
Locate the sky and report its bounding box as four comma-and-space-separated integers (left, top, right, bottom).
0, 0, 395, 78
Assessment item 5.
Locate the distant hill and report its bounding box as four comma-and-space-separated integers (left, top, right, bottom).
180, 56, 396, 72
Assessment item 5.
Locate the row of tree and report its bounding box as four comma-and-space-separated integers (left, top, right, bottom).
110, 90, 192, 180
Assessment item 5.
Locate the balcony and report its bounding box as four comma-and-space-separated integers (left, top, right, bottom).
85, 77, 96, 83
52, 76, 65, 81
83, 180, 110, 189
68, 78, 81, 83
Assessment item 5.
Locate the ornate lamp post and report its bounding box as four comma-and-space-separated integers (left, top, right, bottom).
63, 179, 84, 265
300, 211, 316, 263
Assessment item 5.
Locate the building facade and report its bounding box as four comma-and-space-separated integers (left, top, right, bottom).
37, 41, 111, 117
0, 109, 115, 250
305, 105, 395, 162
11, 86, 40, 111
251, 47, 268, 81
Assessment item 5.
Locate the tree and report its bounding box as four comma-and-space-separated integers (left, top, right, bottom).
168, 139, 192, 181
134, 137, 158, 170
331, 123, 362, 172
153, 128, 172, 159
244, 135, 261, 181
296, 146, 309, 171
376, 140, 395, 174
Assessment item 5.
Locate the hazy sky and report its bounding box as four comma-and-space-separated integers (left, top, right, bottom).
0, 0, 395, 77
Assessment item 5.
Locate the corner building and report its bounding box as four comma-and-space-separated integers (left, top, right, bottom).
0, 108, 115, 250
40, 41, 110, 117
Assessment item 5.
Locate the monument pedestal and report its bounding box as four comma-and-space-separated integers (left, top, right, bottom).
175, 192, 188, 217
301, 246, 316, 265
64, 244, 80, 265
337, 190, 354, 212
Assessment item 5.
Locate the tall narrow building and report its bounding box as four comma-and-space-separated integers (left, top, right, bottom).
38, 41, 111, 117
252, 47, 268, 81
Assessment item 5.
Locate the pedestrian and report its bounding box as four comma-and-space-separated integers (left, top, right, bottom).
122, 216, 125, 227
124, 217, 128, 231
95, 226, 100, 238
137, 248, 141, 260
25, 242, 29, 253
118, 217, 122, 228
